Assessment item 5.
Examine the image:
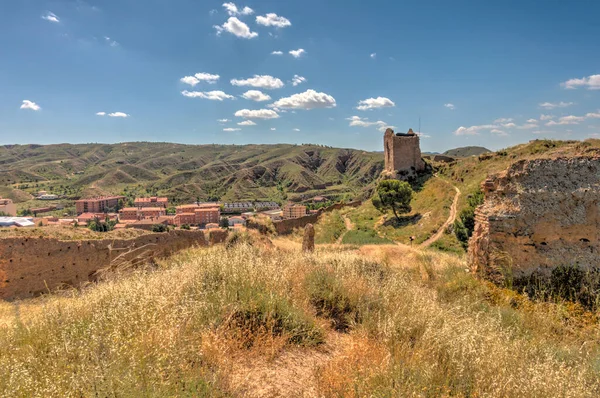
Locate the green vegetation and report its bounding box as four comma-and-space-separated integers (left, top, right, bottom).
88, 216, 116, 232
372, 179, 413, 221
151, 223, 168, 233
453, 189, 484, 249
443, 146, 491, 157
314, 210, 346, 244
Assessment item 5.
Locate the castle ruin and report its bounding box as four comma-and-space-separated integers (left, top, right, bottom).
383, 128, 426, 178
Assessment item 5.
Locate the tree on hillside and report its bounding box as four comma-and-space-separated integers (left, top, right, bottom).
372, 179, 414, 221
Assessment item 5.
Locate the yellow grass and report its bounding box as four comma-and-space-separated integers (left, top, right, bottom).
1, 239, 599, 397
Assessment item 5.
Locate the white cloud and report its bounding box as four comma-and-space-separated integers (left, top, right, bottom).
545, 115, 586, 126
502, 123, 516, 128
214, 17, 258, 39
231, 75, 284, 89
370, 53, 376, 59
491, 129, 508, 136
96, 112, 106, 116
241, 90, 271, 102
41, 12, 60, 23
540, 114, 554, 120
223, 127, 242, 132
104, 36, 119, 47
356, 97, 395, 111
181, 90, 235, 101
532, 130, 555, 135
444, 103, 455, 110
539, 101, 574, 109
217, 118, 229, 123
586, 111, 600, 119
289, 49, 306, 58
20, 100, 41, 111
108, 112, 129, 118
271, 89, 337, 110
526, 119, 538, 123
561, 74, 600, 90
238, 120, 257, 126
271, 128, 276, 131
291, 75, 306, 86
234, 109, 280, 119
347, 116, 389, 132
222, 2, 254, 16
256, 13, 291, 28
454, 124, 498, 136
518, 123, 538, 130
494, 118, 513, 123
271, 50, 283, 55
415, 132, 431, 138
180, 72, 220, 86
293, 128, 300, 132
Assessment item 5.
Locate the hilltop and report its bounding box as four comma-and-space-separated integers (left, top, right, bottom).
443, 146, 491, 157
0, 142, 383, 209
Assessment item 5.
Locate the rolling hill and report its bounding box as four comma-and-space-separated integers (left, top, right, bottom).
0, 143, 384, 206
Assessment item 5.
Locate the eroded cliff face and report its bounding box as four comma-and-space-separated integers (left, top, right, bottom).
469, 157, 600, 281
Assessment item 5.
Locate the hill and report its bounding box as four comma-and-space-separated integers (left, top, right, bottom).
443, 146, 491, 157
1, 239, 598, 396
0, 143, 384, 209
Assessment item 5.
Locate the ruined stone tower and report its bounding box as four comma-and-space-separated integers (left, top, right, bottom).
383, 128, 426, 177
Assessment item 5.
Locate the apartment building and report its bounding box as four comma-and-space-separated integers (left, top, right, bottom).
0, 197, 17, 216
134, 197, 169, 208
75, 196, 125, 215
194, 207, 220, 226
119, 207, 166, 221
283, 204, 307, 219
173, 213, 196, 227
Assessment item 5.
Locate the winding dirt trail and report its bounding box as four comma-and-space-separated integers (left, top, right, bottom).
419, 184, 461, 248
335, 214, 355, 245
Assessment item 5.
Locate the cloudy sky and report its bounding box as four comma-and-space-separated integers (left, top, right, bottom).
1, 0, 599, 152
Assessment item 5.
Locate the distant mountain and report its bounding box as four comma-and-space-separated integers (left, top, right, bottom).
443, 146, 491, 158
0, 143, 384, 204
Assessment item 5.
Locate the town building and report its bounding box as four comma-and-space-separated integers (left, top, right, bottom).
77, 213, 118, 225
283, 204, 307, 219
222, 202, 253, 213
194, 207, 220, 226
119, 208, 140, 221
174, 213, 196, 227
261, 209, 283, 221
134, 197, 169, 208
228, 216, 246, 227
254, 201, 280, 211
0, 217, 35, 227
0, 197, 17, 216
75, 196, 125, 215
37, 194, 59, 200
383, 128, 426, 177
312, 196, 328, 203
205, 223, 220, 230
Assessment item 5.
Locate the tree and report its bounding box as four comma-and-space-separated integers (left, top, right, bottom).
372, 179, 413, 221
151, 223, 168, 233
219, 217, 230, 229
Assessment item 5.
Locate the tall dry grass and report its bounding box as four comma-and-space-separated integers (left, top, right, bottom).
0, 240, 599, 397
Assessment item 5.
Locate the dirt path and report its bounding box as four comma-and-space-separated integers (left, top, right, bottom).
335, 214, 354, 245
419, 183, 461, 248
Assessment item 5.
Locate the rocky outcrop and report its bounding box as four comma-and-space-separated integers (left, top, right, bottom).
469, 157, 600, 282
302, 223, 315, 252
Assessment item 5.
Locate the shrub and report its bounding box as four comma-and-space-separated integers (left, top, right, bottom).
151, 223, 168, 233
305, 268, 362, 331
180, 224, 191, 230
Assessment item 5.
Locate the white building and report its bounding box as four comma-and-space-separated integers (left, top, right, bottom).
38, 194, 59, 200
228, 216, 246, 227
0, 217, 35, 227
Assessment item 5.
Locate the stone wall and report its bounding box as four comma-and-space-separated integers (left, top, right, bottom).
272, 200, 362, 235
0, 230, 209, 300
469, 157, 600, 281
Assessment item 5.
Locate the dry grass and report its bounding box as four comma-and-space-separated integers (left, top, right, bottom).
1, 241, 599, 397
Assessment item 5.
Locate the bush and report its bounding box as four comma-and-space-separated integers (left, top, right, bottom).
305, 268, 362, 332
226, 289, 323, 347
180, 224, 191, 230
454, 190, 484, 249
151, 223, 168, 233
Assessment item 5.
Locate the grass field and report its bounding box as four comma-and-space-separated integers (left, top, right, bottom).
1, 237, 599, 397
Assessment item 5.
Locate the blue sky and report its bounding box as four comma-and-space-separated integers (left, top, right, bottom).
1, 0, 599, 152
